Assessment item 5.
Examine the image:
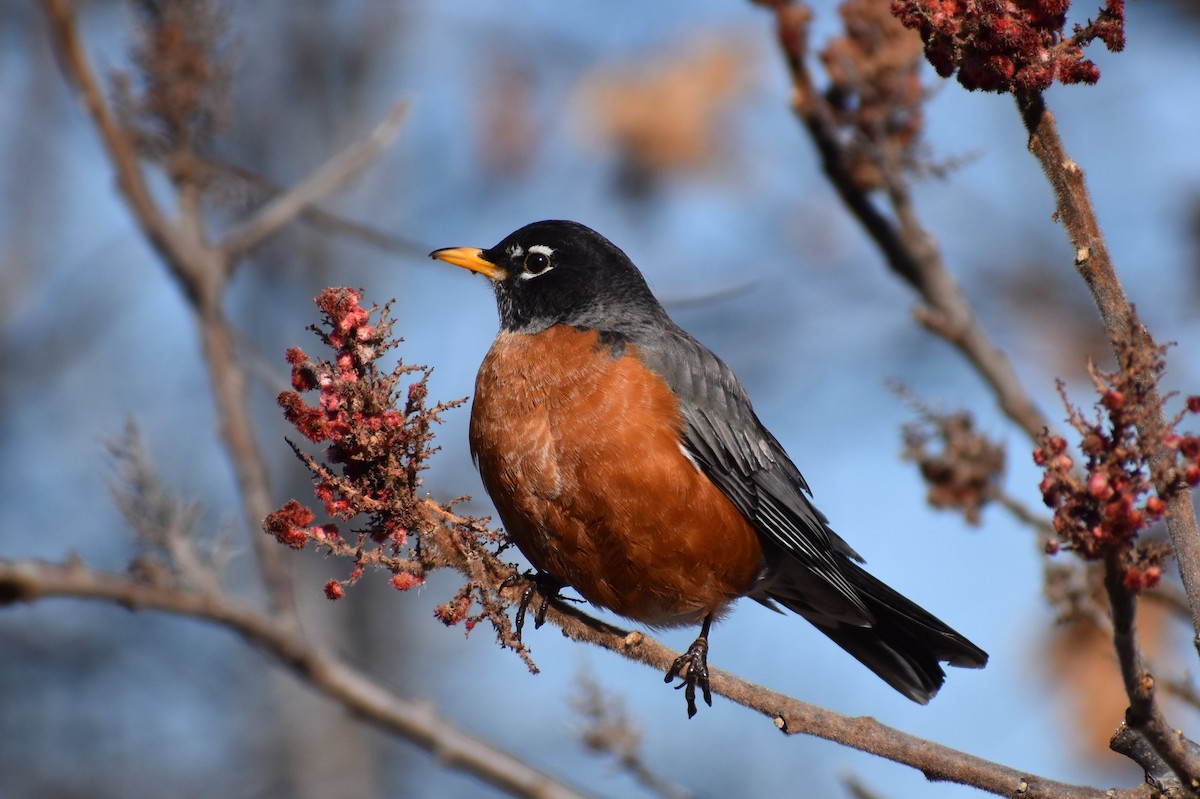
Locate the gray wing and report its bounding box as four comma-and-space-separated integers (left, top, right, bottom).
635, 327, 874, 627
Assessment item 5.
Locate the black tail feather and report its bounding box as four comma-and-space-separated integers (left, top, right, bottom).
769, 561, 987, 704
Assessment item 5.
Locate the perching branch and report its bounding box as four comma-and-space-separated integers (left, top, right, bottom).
492, 563, 1144, 799
0, 552, 1150, 799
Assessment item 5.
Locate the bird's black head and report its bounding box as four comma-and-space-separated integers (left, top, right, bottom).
430, 220, 669, 335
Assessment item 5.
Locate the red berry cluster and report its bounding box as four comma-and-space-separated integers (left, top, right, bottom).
434, 584, 476, 629
263, 288, 463, 599
262, 290, 541, 668
1035, 356, 1200, 591
891, 0, 1125, 92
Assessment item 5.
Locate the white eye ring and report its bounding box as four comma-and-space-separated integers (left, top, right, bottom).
521, 244, 555, 279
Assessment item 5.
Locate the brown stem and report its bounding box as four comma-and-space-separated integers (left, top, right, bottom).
218, 98, 410, 264
753, 0, 1198, 786
197, 306, 295, 617
1015, 89, 1200, 659
0, 558, 596, 799
1102, 551, 1200, 788
1015, 91, 1121, 334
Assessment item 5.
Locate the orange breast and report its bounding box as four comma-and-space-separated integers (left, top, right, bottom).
469, 326, 764, 627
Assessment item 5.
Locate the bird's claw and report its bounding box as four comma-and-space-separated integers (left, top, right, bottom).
664, 635, 712, 718
508, 571, 562, 642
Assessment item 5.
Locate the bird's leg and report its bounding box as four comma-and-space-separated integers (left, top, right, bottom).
664, 613, 714, 718
507, 570, 564, 642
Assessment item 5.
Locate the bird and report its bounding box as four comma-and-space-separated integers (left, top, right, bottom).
430, 220, 987, 717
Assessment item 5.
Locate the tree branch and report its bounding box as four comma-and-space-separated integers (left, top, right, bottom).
1015, 90, 1200, 653
1103, 552, 1200, 788
753, 0, 1054, 443
752, 1, 1199, 785
0, 558, 595, 799
0, 553, 1150, 799
190, 153, 430, 256
507, 583, 1142, 799
38, 1, 418, 626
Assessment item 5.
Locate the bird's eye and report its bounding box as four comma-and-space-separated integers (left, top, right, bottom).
524, 252, 552, 275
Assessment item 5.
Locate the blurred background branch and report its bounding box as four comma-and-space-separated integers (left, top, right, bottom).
0, 557, 596, 799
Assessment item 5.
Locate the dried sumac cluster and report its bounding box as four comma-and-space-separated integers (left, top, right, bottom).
263, 290, 531, 663
263, 288, 465, 599
903, 410, 1005, 526
891, 0, 1125, 92
1035, 339, 1199, 592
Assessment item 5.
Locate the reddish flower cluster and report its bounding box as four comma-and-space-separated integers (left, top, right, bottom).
891, 0, 1125, 92
263, 499, 319, 550
263, 288, 464, 600
263, 290, 532, 669
434, 584, 476, 629
1034, 339, 1199, 591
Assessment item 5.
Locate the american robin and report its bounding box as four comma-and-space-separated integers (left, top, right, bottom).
431, 220, 987, 716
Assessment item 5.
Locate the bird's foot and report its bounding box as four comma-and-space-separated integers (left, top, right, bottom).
664, 634, 712, 718
505, 571, 564, 642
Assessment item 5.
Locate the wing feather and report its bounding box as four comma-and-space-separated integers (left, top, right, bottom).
635, 328, 870, 622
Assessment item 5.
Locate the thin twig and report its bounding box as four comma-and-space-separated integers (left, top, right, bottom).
991, 489, 1055, 540
219, 98, 410, 263
0, 558, 595, 799
207, 154, 430, 255
841, 774, 890, 799
1143, 581, 1193, 621
572, 674, 694, 799
196, 306, 296, 616
1162, 676, 1200, 713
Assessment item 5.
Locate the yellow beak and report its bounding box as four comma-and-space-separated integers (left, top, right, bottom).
429, 247, 508, 281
